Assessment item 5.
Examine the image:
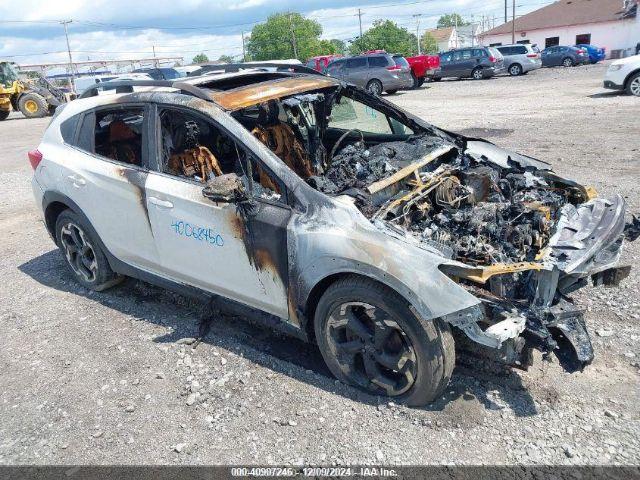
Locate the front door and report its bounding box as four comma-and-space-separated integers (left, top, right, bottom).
144, 105, 291, 318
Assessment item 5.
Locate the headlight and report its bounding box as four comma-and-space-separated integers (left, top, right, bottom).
608, 65, 623, 71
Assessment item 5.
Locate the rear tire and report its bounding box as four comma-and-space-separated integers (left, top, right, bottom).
0, 110, 9, 121
471, 67, 484, 80
314, 275, 455, 407
508, 63, 523, 76
562, 57, 574, 67
626, 72, 640, 97
366, 79, 383, 96
417, 78, 425, 87
18, 92, 48, 119
55, 210, 123, 291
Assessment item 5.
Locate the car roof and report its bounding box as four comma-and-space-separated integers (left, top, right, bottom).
74, 70, 341, 112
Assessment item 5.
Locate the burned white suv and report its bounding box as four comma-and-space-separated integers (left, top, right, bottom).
30, 65, 635, 406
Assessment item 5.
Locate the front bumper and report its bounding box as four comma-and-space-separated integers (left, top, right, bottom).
445, 195, 630, 371
522, 60, 542, 72
604, 80, 624, 90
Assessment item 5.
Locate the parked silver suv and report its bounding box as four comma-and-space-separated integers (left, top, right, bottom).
29, 69, 634, 406
325, 53, 413, 95
495, 44, 542, 76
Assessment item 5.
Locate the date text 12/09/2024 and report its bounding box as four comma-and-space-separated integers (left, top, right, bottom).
171, 220, 224, 247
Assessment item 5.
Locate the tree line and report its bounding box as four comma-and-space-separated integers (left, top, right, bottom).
192, 12, 469, 64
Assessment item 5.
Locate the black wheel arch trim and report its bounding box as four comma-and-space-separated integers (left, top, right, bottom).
624, 68, 640, 88
295, 258, 435, 342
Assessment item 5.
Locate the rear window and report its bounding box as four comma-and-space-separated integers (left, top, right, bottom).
346, 57, 367, 69
368, 56, 390, 68
393, 56, 409, 67
488, 47, 502, 59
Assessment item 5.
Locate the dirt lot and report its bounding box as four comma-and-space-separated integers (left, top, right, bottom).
0, 62, 639, 466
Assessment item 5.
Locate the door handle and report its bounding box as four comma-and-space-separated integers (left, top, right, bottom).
148, 196, 173, 209
67, 174, 86, 187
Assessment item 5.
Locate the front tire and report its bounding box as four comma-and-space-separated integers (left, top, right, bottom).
314, 276, 455, 407
55, 210, 123, 291
0, 110, 9, 121
626, 72, 640, 97
366, 79, 383, 96
18, 92, 48, 119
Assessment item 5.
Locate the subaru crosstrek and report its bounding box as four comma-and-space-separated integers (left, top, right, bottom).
30, 67, 635, 406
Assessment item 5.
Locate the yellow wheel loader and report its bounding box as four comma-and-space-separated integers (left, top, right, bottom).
0, 61, 70, 120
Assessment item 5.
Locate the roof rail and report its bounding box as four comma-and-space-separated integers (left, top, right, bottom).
78, 79, 213, 101
194, 62, 322, 76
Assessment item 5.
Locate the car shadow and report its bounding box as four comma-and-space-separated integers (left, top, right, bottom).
18, 249, 537, 416
589, 91, 625, 99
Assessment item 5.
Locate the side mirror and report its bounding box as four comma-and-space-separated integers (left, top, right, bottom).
202, 173, 250, 203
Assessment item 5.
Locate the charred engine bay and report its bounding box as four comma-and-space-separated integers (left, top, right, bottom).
240, 90, 606, 366
315, 136, 575, 267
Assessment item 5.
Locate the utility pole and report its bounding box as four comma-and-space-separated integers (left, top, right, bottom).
511, 0, 516, 44
61, 20, 75, 93
504, 0, 508, 23
455, 15, 459, 48
288, 13, 298, 59
413, 14, 422, 55
357, 9, 363, 38
241, 31, 247, 63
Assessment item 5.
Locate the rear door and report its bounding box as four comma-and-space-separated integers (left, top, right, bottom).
144, 104, 291, 318
49, 104, 161, 271
458, 49, 477, 76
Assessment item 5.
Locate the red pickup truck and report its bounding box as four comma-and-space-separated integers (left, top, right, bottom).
405, 54, 441, 88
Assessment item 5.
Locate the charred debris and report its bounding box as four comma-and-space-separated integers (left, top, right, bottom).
232, 86, 633, 368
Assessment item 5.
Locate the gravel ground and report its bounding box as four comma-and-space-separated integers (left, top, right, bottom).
0, 62, 638, 466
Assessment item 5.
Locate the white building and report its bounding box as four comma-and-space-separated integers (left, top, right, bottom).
424, 27, 458, 52
424, 24, 481, 52
479, 0, 639, 58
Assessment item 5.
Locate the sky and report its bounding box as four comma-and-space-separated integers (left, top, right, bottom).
0, 0, 553, 71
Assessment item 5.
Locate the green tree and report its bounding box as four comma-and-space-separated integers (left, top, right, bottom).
328, 39, 346, 55
420, 32, 439, 54
348, 20, 417, 57
217, 54, 235, 64
247, 12, 328, 61
437, 14, 469, 28
192, 53, 209, 63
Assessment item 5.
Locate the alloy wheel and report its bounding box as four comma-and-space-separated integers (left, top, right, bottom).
325, 301, 417, 396
472, 69, 483, 80
368, 81, 382, 95
60, 222, 98, 282
509, 65, 521, 76
630, 76, 640, 97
